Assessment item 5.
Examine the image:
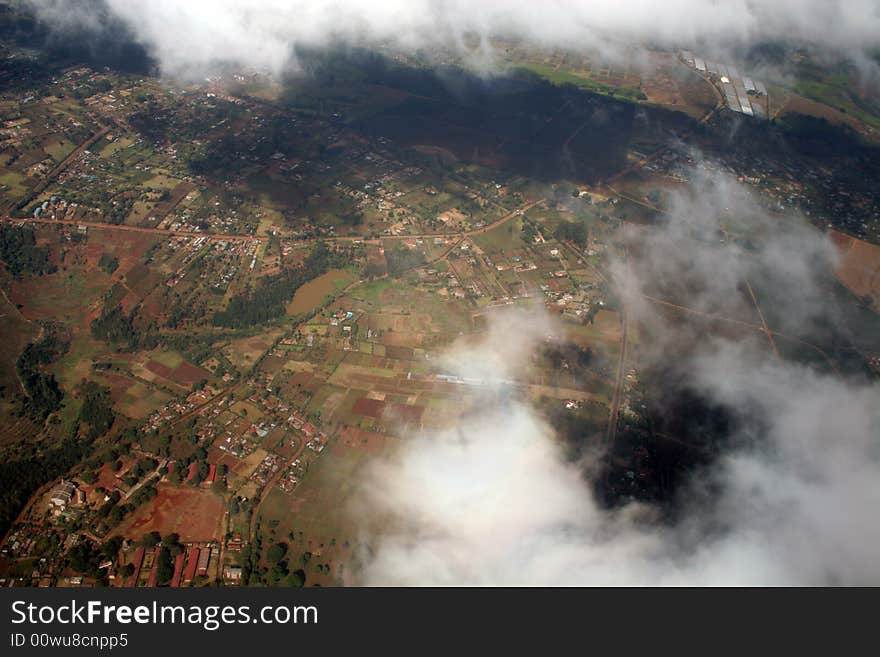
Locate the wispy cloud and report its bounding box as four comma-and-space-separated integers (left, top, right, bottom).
356, 171, 880, 586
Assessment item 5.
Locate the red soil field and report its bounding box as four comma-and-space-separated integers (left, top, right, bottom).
172, 361, 208, 385
145, 360, 174, 379
351, 397, 386, 418
112, 485, 224, 542
145, 359, 208, 386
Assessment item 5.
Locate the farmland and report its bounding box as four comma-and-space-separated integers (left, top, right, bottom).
831, 230, 880, 311
0, 8, 878, 590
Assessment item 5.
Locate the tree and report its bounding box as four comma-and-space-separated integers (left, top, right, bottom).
0, 225, 56, 278
167, 466, 182, 485
155, 548, 174, 585
213, 242, 348, 328
141, 531, 161, 548
102, 536, 123, 561
98, 253, 119, 275
78, 381, 116, 440
90, 304, 140, 348
108, 506, 125, 525
270, 562, 289, 582
554, 220, 588, 247
267, 542, 287, 563
286, 570, 305, 587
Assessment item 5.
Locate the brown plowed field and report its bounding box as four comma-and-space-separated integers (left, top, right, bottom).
831, 230, 880, 309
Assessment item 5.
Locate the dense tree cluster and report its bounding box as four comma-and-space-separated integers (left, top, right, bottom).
78, 381, 115, 440
15, 324, 70, 419
66, 541, 103, 578
97, 491, 122, 519
16, 369, 62, 419
90, 304, 140, 348
97, 479, 157, 530
213, 242, 348, 328
127, 483, 157, 509
155, 547, 174, 584
553, 219, 588, 247
385, 246, 426, 277
0, 437, 92, 539
0, 225, 55, 277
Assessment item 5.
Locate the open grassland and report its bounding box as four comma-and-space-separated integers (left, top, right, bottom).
222, 328, 287, 369
286, 268, 358, 316
515, 62, 645, 101
9, 267, 109, 324
258, 433, 400, 582
791, 76, 880, 132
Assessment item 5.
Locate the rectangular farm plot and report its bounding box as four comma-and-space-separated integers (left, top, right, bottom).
351, 397, 386, 418
831, 230, 880, 311
327, 360, 399, 388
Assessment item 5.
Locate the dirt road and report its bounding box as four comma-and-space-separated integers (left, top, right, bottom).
2, 197, 544, 246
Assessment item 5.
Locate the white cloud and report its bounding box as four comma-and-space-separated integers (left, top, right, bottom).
25, 0, 880, 76
356, 174, 880, 586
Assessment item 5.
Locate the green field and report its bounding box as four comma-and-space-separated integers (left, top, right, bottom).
471, 217, 526, 253
515, 62, 646, 101
792, 73, 880, 131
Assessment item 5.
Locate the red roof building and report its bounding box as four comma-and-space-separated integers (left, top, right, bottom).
184, 461, 198, 484
183, 547, 200, 583
197, 549, 211, 577
170, 552, 185, 587
203, 464, 216, 486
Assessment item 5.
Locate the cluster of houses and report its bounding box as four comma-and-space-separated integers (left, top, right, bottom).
250, 453, 283, 487
204, 239, 258, 291
31, 195, 87, 222
278, 459, 302, 494
144, 386, 219, 432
